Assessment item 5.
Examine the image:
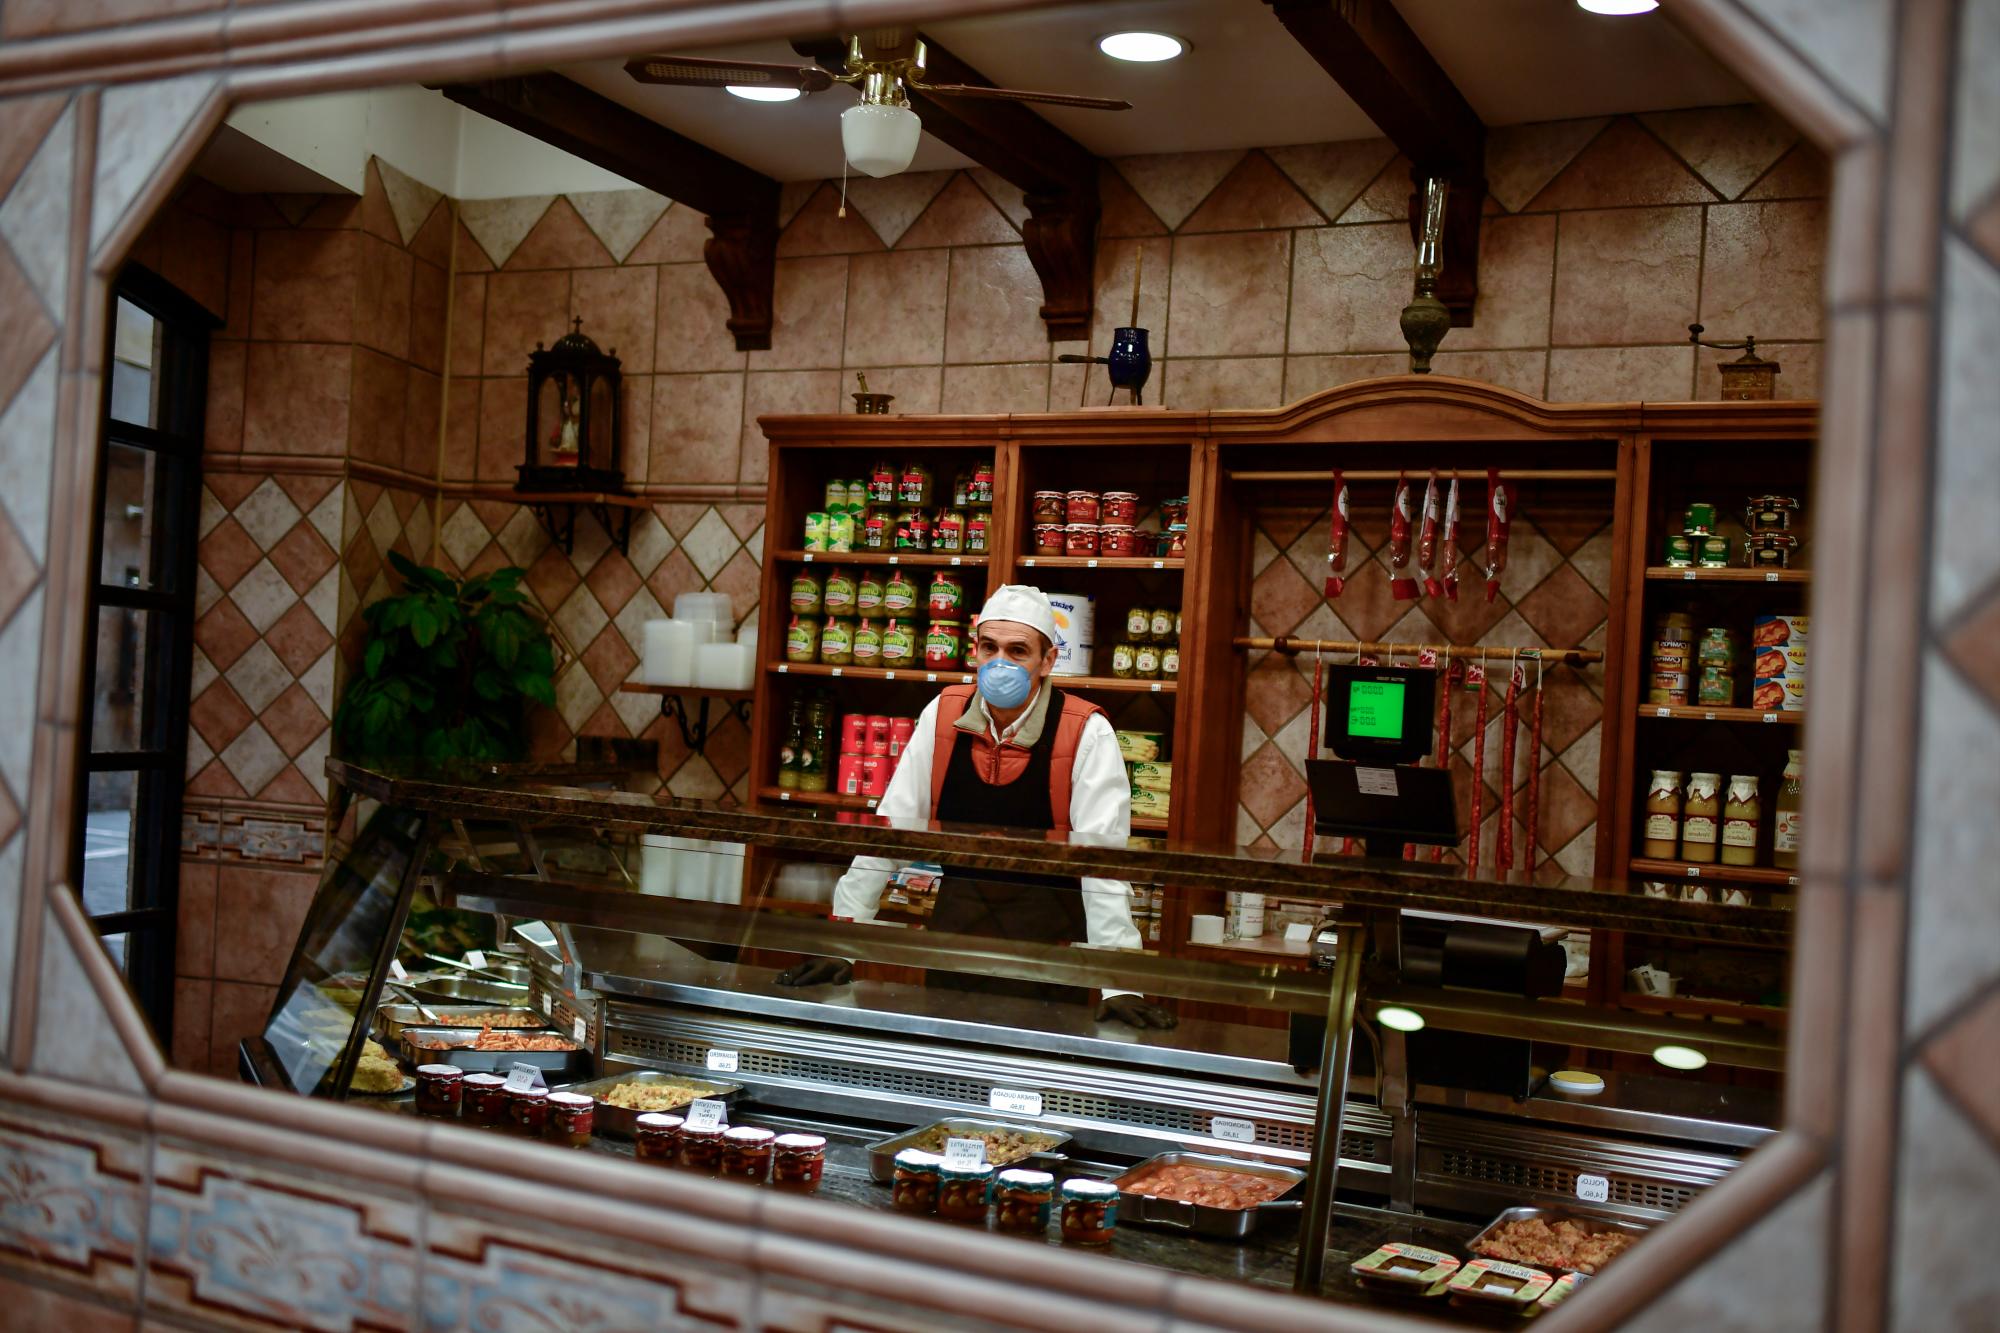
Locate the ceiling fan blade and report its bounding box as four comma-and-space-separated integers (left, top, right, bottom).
914, 83, 1131, 111
623, 54, 834, 93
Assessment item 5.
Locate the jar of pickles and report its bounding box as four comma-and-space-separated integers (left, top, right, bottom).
852, 618, 882, 667
868, 459, 898, 505
856, 571, 885, 616
880, 619, 918, 669
928, 570, 965, 617
1111, 643, 1138, 678
969, 457, 995, 507
860, 511, 891, 551
1161, 644, 1181, 679
680, 1123, 726, 1174
720, 1126, 776, 1182
1134, 642, 1161, 679
772, 1133, 827, 1193
1148, 608, 1174, 641
634, 1113, 683, 1164
415, 1064, 462, 1118
545, 1091, 594, 1148
1059, 1178, 1119, 1245
785, 615, 820, 665
925, 621, 963, 670
993, 1169, 1056, 1233
1124, 606, 1151, 641
818, 618, 854, 666
894, 507, 931, 552
934, 508, 967, 553
821, 567, 857, 617
892, 1149, 942, 1213
936, 1161, 994, 1222
462, 1072, 508, 1124
788, 569, 824, 616
898, 461, 934, 506
965, 512, 990, 554
882, 570, 921, 616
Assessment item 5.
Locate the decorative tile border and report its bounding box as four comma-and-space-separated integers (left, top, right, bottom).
0, 1110, 147, 1306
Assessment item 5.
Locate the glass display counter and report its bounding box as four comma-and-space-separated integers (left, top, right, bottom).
243, 759, 1789, 1310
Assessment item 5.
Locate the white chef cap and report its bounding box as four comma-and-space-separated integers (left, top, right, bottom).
973, 584, 1058, 647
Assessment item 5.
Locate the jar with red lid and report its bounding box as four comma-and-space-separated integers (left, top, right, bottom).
414, 1064, 463, 1117
1099, 525, 1141, 557
462, 1072, 508, 1124
545, 1091, 594, 1148
860, 512, 891, 551
1032, 491, 1066, 522
507, 1085, 550, 1135
965, 511, 990, 554
1101, 491, 1139, 525
634, 1113, 683, 1164
933, 509, 967, 553
772, 1133, 827, 1193
680, 1124, 726, 1173
924, 621, 963, 671
1065, 524, 1100, 557
720, 1126, 776, 1182
1065, 490, 1101, 524
1033, 524, 1065, 555
936, 1162, 995, 1222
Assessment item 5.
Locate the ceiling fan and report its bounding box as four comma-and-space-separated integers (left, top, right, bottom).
625, 29, 1131, 178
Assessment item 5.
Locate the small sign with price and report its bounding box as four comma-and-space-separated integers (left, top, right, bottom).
988, 1088, 1042, 1117
1575, 1173, 1611, 1203
503, 1063, 544, 1093
706, 1048, 740, 1074
685, 1099, 726, 1131
942, 1138, 987, 1168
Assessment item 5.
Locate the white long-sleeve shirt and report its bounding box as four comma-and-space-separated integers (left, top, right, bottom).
830, 684, 1145, 997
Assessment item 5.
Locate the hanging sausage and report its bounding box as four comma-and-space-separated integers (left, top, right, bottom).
1483, 467, 1514, 604
1497, 652, 1521, 870
1465, 662, 1490, 873
1437, 472, 1463, 602
1387, 472, 1419, 600
1523, 654, 1545, 875
1323, 470, 1351, 598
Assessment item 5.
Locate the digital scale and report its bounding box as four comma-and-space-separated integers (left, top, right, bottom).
1304, 664, 1459, 858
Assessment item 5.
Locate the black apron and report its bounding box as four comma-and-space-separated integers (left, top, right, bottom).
927, 688, 1090, 1006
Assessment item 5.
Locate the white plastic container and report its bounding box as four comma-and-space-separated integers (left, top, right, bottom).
674, 591, 735, 630
645, 620, 697, 686
694, 643, 747, 690
1046, 592, 1094, 677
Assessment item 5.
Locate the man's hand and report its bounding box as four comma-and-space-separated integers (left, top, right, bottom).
1096, 994, 1178, 1029
775, 957, 854, 988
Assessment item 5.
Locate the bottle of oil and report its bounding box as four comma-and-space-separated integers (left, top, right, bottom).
1773, 749, 1803, 870
777, 697, 804, 790
796, 693, 833, 793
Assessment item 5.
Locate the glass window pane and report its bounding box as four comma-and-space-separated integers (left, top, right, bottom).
90, 605, 153, 752
83, 769, 139, 917
100, 442, 160, 590
109, 298, 157, 427
99, 932, 128, 970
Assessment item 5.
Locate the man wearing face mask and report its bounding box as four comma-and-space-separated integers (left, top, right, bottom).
776, 584, 1177, 1030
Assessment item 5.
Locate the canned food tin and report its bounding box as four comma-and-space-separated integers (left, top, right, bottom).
1101, 491, 1140, 525
1033, 523, 1065, 555
1664, 534, 1696, 567
826, 512, 855, 552
845, 479, 869, 512
825, 479, 856, 513
888, 717, 914, 756
859, 755, 890, 797
1065, 523, 1100, 556
803, 512, 829, 551
1697, 535, 1732, 567
836, 753, 863, 796
866, 715, 891, 756
1745, 495, 1800, 532
1648, 672, 1690, 706
1032, 491, 1066, 522
1683, 502, 1718, 535
1065, 490, 1101, 524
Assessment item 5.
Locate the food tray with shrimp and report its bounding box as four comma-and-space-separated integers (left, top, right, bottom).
1110, 1151, 1305, 1240
396, 1024, 591, 1076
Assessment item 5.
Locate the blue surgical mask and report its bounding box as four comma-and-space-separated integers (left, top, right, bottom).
976, 656, 1035, 710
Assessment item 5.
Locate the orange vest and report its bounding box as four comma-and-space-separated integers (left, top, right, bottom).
926, 685, 1106, 833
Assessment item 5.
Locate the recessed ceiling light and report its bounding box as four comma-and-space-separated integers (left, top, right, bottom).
727, 85, 801, 102
1576, 0, 1660, 13
1376, 1005, 1426, 1033
1099, 32, 1184, 62
1651, 1043, 1709, 1071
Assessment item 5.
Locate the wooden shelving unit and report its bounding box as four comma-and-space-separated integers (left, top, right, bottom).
1628, 857, 1800, 887
1618, 992, 1789, 1026
757, 786, 879, 811
771, 662, 976, 686
774, 549, 989, 568
1643, 565, 1809, 583
1637, 705, 1803, 724
1018, 555, 1185, 571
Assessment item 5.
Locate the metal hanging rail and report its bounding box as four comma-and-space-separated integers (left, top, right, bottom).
1226, 468, 1617, 482
1236, 636, 1604, 667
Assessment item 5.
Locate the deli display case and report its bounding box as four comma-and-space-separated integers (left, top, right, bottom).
243, 757, 1788, 1315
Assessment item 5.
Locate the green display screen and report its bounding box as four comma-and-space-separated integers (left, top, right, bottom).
1348, 680, 1406, 740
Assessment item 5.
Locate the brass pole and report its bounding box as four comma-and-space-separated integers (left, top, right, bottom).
1295, 921, 1366, 1295
1227, 468, 1616, 483
1236, 636, 1604, 667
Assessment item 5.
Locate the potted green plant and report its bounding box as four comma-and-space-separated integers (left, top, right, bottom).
335, 552, 558, 762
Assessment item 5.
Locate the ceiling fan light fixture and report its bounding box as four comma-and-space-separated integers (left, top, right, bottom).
726, 84, 801, 102
1098, 31, 1184, 62
841, 101, 922, 178
1576, 0, 1659, 13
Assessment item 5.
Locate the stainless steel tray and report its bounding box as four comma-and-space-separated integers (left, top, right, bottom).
558, 1069, 746, 1138
397, 1025, 590, 1076
373, 1005, 547, 1041
398, 976, 530, 1006
1111, 1151, 1305, 1241
865, 1117, 1074, 1183
1463, 1206, 1652, 1275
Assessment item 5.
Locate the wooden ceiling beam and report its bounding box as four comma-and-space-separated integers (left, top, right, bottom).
795, 35, 1100, 341
1263, 0, 1486, 324
438, 73, 780, 350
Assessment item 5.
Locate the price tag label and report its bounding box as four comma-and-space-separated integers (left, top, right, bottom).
685, 1099, 726, 1131
925, 672, 938, 682
1762, 712, 1779, 723
778, 663, 789, 673
989, 1088, 1042, 1117
706, 1048, 740, 1073
942, 1137, 987, 1168
1024, 557, 1037, 567
503, 1063, 544, 1092
803, 552, 814, 563
465, 950, 487, 970
1151, 560, 1164, 570
1087, 558, 1099, 568
888, 555, 900, 565
1211, 1116, 1258, 1144
884, 670, 896, 680
1575, 1173, 1611, 1204
1765, 571, 1780, 583
388, 958, 408, 982
540, 992, 553, 1015
1149, 682, 1161, 692
572, 1015, 587, 1043
1787, 875, 1800, 887
950, 556, 962, 566
1655, 707, 1671, 718
959, 675, 973, 684
779, 791, 791, 801
1703, 710, 1717, 720
831, 667, 843, 677
1685, 865, 1702, 878
1682, 570, 1697, 581
1356, 767, 1400, 798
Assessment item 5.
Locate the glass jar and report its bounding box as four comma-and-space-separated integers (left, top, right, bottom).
882, 571, 921, 617
933, 508, 967, 554
951, 467, 973, 510
680, 1124, 726, 1174
1065, 490, 1101, 524
894, 507, 931, 553
936, 1162, 994, 1223
1682, 773, 1721, 863
1059, 1178, 1119, 1245
928, 570, 966, 618
634, 1112, 683, 1164
1033, 523, 1065, 555
924, 621, 963, 671
965, 512, 990, 554
1165, 524, 1188, 555
1100, 525, 1141, 556
821, 567, 857, 617
414, 1064, 462, 1118
788, 569, 824, 616
1160, 496, 1189, 528
898, 462, 934, 507
1148, 608, 1174, 642
892, 1149, 942, 1213
851, 618, 882, 668
1125, 606, 1152, 642
993, 1169, 1056, 1233
970, 457, 996, 507
720, 1126, 776, 1182
462, 1072, 508, 1124
1774, 749, 1803, 870
785, 615, 820, 665
1642, 770, 1683, 859
1160, 644, 1180, 679
868, 459, 898, 505
859, 511, 891, 551
1134, 643, 1161, 679
856, 570, 886, 616
818, 618, 854, 666
1721, 775, 1761, 866
880, 619, 918, 669
1101, 491, 1139, 525
545, 1091, 594, 1148
1111, 643, 1137, 678
1065, 523, 1099, 556
507, 1085, 550, 1135
772, 1133, 827, 1193
1032, 491, 1066, 522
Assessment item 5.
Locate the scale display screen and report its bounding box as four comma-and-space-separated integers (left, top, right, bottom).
1347, 680, 1406, 740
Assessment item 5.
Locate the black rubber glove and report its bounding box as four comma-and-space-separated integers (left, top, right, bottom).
775, 957, 854, 987
1096, 994, 1178, 1029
